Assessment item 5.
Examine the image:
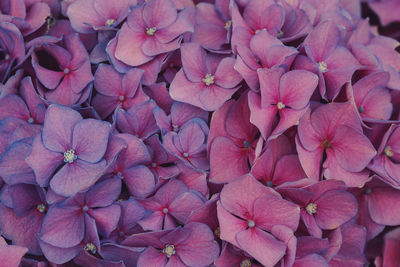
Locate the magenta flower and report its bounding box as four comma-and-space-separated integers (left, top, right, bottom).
281, 180, 358, 238
216, 243, 263, 267
369, 0, 400, 26
0, 236, 27, 267
208, 93, 258, 183
112, 0, 193, 67
350, 176, 400, 240
137, 179, 205, 231
369, 124, 400, 188
294, 21, 360, 100
293, 236, 329, 266
31, 34, 93, 106
249, 67, 318, 140
169, 42, 242, 111
122, 222, 220, 267
26, 104, 111, 196
380, 227, 400, 267
251, 135, 307, 187
92, 64, 148, 119
217, 174, 300, 267
234, 30, 298, 90
296, 102, 376, 187
347, 71, 393, 122
67, 0, 134, 33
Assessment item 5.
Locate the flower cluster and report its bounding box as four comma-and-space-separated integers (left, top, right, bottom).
0, 0, 399, 266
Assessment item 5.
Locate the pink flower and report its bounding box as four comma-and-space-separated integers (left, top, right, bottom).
169, 42, 242, 111
217, 174, 300, 267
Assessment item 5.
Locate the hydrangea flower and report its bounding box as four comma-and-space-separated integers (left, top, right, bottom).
26, 104, 112, 196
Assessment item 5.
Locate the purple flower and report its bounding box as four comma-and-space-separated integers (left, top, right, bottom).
39, 178, 121, 263
92, 64, 148, 119
26, 104, 111, 196
122, 222, 220, 267
137, 179, 205, 231
169, 42, 242, 111
31, 34, 93, 106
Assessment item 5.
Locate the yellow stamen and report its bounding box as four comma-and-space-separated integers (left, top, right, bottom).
202, 73, 215, 86
306, 203, 317, 215
241, 259, 252, 267
84, 243, 97, 254
318, 61, 328, 73
163, 244, 176, 258
224, 20, 232, 30
37, 204, 46, 213
64, 149, 77, 163
105, 19, 116, 27
146, 27, 157, 36
384, 146, 394, 157
277, 102, 285, 110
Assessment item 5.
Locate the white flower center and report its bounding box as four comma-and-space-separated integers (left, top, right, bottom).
277, 102, 285, 110
105, 19, 116, 27
318, 61, 328, 73
306, 203, 317, 215
146, 27, 157, 36
384, 146, 394, 157
202, 74, 215, 86
64, 149, 77, 163
84, 243, 97, 254
163, 244, 176, 258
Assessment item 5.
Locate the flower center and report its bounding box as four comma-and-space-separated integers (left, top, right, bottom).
37, 203, 46, 213
151, 162, 157, 168
277, 30, 284, 38
116, 171, 124, 178
318, 61, 328, 73
84, 243, 97, 254
64, 149, 77, 163
63, 68, 70, 75
163, 244, 176, 258
266, 181, 273, 187
163, 208, 169, 214
214, 227, 220, 236
364, 188, 372, 195
243, 140, 250, 148
27, 117, 34, 124
4, 54, 10, 61
358, 106, 365, 113
384, 146, 393, 157
247, 220, 255, 228
322, 140, 330, 149
183, 152, 189, 158
146, 27, 157, 36
82, 205, 89, 212
202, 73, 215, 86
277, 101, 285, 110
306, 203, 317, 215
105, 19, 116, 27
255, 28, 266, 34
119, 95, 125, 102
241, 259, 252, 267
224, 20, 232, 30
172, 124, 179, 132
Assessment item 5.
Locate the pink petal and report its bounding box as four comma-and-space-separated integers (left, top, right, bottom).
236, 227, 286, 267
214, 57, 242, 88
217, 202, 247, 247
137, 247, 167, 267
180, 43, 207, 82
123, 165, 156, 198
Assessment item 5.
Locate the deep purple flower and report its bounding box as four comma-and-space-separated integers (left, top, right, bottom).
31, 34, 93, 106
26, 104, 111, 196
